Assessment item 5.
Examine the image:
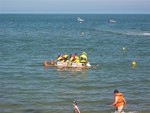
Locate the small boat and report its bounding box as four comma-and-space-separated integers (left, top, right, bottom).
108, 19, 117, 23
44, 60, 91, 68
77, 17, 84, 22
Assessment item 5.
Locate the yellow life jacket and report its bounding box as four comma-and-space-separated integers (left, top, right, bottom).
63, 54, 68, 58
70, 56, 75, 62
63, 54, 68, 62
74, 56, 80, 63
80, 54, 87, 63
57, 56, 64, 62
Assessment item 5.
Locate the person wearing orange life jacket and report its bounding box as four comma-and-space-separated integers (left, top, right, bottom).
80, 51, 88, 65
111, 89, 126, 113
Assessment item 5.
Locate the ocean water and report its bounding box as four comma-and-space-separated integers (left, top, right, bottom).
0, 14, 150, 113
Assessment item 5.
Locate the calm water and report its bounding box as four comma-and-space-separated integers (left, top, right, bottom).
0, 14, 150, 113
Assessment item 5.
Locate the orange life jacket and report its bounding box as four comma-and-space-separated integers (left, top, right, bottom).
114, 93, 124, 107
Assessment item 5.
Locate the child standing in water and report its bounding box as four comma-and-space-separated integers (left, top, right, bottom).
111, 89, 126, 113
73, 101, 81, 113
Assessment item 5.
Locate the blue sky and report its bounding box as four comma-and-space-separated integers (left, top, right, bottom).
1, 0, 150, 14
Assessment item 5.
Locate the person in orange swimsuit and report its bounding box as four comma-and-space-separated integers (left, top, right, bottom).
111, 89, 126, 113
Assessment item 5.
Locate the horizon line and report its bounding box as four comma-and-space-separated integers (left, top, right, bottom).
0, 12, 150, 15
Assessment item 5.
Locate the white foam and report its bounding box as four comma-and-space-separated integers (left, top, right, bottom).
126, 32, 150, 36
111, 111, 139, 113
139, 32, 150, 36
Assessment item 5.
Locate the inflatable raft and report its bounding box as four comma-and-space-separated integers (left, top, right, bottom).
44, 60, 91, 68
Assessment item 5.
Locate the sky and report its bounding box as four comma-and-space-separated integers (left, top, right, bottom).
1, 0, 150, 14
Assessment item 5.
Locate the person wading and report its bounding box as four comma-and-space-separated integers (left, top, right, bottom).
111, 89, 126, 113
73, 101, 80, 113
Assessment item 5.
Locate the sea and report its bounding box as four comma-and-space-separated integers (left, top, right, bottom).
0, 14, 150, 113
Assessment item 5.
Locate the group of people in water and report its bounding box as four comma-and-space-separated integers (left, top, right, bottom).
73, 89, 126, 113
57, 51, 88, 65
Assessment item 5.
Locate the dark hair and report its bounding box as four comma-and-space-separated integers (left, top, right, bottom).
74, 101, 78, 105
114, 89, 119, 93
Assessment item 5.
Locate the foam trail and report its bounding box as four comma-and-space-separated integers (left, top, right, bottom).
126, 32, 150, 36
140, 32, 150, 36
94, 27, 150, 36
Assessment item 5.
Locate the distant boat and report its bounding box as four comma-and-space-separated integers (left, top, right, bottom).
77, 17, 84, 22
108, 19, 117, 23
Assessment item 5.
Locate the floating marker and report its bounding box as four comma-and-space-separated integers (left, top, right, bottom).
122, 47, 126, 51
81, 32, 85, 35
132, 61, 137, 68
